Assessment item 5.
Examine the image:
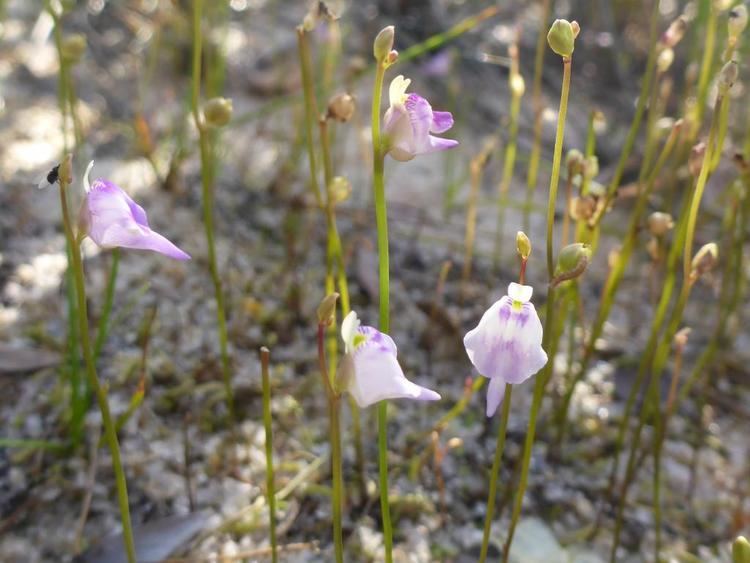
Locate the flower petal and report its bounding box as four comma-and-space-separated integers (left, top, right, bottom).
99, 224, 191, 260
341, 311, 361, 354
430, 111, 454, 134
405, 94, 434, 153
346, 327, 440, 408
463, 297, 547, 384
388, 75, 411, 107
486, 376, 506, 417
383, 106, 416, 161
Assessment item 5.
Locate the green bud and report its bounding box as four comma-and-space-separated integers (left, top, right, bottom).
374, 26, 395, 62
317, 292, 339, 326
335, 352, 354, 395
547, 19, 578, 58
61, 33, 87, 64
584, 155, 599, 180
329, 176, 352, 205
718, 61, 739, 95
516, 231, 531, 260
733, 536, 750, 563
552, 243, 591, 287
729, 5, 749, 40
202, 97, 233, 127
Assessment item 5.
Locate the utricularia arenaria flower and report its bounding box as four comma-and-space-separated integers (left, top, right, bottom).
463, 283, 547, 417
78, 162, 190, 261
382, 75, 458, 162
339, 311, 440, 408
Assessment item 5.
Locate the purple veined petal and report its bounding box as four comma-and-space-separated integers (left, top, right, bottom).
405, 93, 434, 153
99, 223, 191, 260
348, 346, 440, 408
486, 376, 506, 417
430, 111, 454, 134
357, 325, 397, 355
463, 295, 547, 385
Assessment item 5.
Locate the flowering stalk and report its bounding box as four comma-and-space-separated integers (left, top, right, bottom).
494, 41, 524, 270
317, 305, 344, 563
94, 248, 120, 361
260, 347, 278, 563
57, 160, 136, 563
503, 21, 577, 559
191, 0, 235, 425
524, 0, 551, 232
371, 44, 394, 563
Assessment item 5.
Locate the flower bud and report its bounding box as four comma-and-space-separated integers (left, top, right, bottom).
570, 195, 596, 221
690, 242, 718, 280
547, 19, 577, 58
386, 49, 399, 65
510, 73, 525, 97
317, 292, 339, 326
61, 33, 87, 64
592, 110, 607, 134
583, 155, 599, 180
565, 149, 585, 175
729, 5, 749, 40
329, 176, 352, 205
327, 92, 356, 122
552, 243, 591, 287
674, 327, 691, 350
608, 247, 621, 269
733, 536, 750, 563
648, 212, 675, 236
202, 97, 233, 127
660, 16, 688, 48
718, 60, 739, 95
713, 0, 732, 12
374, 26, 395, 62
656, 48, 674, 73
516, 231, 531, 260
689, 142, 706, 177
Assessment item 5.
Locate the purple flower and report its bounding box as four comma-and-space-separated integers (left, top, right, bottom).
464, 283, 548, 417
78, 162, 190, 261
382, 75, 458, 162
340, 311, 440, 408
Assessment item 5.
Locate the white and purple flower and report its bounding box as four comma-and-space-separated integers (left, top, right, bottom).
382, 75, 458, 162
464, 283, 548, 417
78, 162, 190, 261
340, 311, 440, 408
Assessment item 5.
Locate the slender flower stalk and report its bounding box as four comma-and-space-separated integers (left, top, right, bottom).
524, 0, 551, 232
260, 347, 278, 563
94, 249, 120, 361
190, 0, 235, 425
57, 158, 136, 563
503, 20, 578, 560
316, 304, 344, 563
494, 41, 524, 269
371, 39, 394, 561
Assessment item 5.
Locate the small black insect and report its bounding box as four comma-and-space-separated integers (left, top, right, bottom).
37, 164, 60, 189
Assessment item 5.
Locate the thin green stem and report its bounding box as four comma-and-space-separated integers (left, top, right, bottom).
59, 177, 136, 563
524, 0, 551, 232
695, 5, 717, 128
297, 27, 323, 208
94, 249, 120, 362
504, 50, 573, 562
191, 0, 235, 426
371, 57, 393, 563
600, 0, 660, 212
260, 347, 278, 563
317, 324, 343, 562
545, 58, 572, 279
479, 383, 513, 563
